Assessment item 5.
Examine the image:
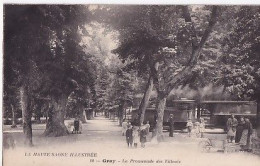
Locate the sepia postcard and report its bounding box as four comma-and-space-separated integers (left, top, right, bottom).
2, 1, 260, 166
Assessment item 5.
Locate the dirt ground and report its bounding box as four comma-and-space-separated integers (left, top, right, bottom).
3, 117, 260, 166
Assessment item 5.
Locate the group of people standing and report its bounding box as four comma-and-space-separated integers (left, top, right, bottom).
186, 117, 206, 138
122, 119, 150, 148
226, 114, 253, 151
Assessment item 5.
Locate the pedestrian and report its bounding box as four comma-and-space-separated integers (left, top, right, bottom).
74, 117, 80, 134
126, 124, 133, 147
132, 126, 140, 148
186, 119, 193, 137
226, 114, 238, 143
194, 121, 200, 138
199, 118, 205, 138
145, 121, 150, 136
140, 126, 147, 148
240, 118, 253, 151
168, 114, 174, 137
132, 116, 139, 126
235, 117, 245, 143
122, 119, 128, 136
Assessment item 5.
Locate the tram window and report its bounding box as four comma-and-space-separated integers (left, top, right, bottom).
201, 109, 210, 116
187, 111, 192, 119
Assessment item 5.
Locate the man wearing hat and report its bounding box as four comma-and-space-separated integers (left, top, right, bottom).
125, 123, 133, 147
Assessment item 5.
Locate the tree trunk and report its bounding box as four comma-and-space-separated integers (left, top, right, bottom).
138, 75, 154, 126
35, 102, 42, 124
79, 105, 87, 123
11, 104, 17, 128
20, 85, 33, 146
197, 104, 201, 120
118, 101, 125, 126
257, 99, 260, 138
152, 94, 167, 142
86, 109, 93, 120
44, 95, 69, 137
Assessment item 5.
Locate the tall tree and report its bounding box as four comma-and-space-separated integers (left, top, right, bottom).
220, 6, 260, 136
4, 5, 92, 142
96, 5, 219, 141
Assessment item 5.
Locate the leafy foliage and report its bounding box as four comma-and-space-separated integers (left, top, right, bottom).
221, 6, 260, 100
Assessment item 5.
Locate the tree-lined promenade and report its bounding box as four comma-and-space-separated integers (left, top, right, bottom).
3, 5, 260, 146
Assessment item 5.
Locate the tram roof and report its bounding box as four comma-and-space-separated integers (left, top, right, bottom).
200, 101, 256, 104
172, 99, 196, 103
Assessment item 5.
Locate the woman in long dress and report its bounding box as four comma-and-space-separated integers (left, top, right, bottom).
226, 114, 238, 143
140, 126, 147, 148
239, 118, 253, 151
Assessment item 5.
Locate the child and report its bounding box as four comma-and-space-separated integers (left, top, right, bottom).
194, 121, 200, 138
132, 126, 140, 148
126, 125, 133, 147
186, 119, 193, 137
199, 118, 205, 138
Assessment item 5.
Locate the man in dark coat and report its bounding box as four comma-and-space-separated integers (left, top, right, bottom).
126, 125, 133, 147
235, 117, 245, 143
169, 114, 174, 137
74, 118, 80, 134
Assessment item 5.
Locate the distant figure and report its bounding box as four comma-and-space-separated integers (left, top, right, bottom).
145, 121, 150, 135
169, 114, 174, 137
132, 115, 139, 126
235, 117, 245, 143
226, 114, 238, 143
140, 126, 147, 148
3, 135, 15, 149
186, 119, 193, 137
240, 118, 253, 151
132, 126, 140, 148
122, 119, 128, 136
199, 118, 206, 138
74, 118, 80, 134
126, 124, 133, 147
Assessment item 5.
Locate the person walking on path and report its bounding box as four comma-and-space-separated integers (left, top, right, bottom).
140, 125, 148, 148
132, 126, 140, 148
126, 124, 133, 147
240, 118, 253, 151
235, 117, 245, 143
226, 114, 238, 143
74, 118, 80, 134
122, 119, 128, 136
199, 118, 205, 138
186, 119, 193, 137
169, 114, 174, 137
144, 121, 150, 137
194, 121, 200, 138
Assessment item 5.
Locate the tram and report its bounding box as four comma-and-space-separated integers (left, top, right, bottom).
130, 99, 257, 130
131, 99, 197, 130
199, 101, 257, 128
